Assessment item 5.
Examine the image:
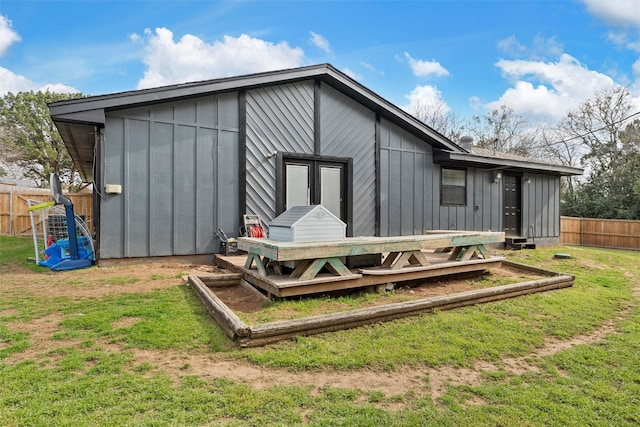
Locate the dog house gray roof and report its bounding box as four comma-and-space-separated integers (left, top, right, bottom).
269, 205, 344, 228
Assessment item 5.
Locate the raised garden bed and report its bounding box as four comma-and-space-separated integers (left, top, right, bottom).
189, 261, 574, 347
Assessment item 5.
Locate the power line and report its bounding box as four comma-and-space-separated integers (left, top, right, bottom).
548, 110, 640, 147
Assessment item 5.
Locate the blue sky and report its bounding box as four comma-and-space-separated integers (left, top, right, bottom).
0, 0, 639, 123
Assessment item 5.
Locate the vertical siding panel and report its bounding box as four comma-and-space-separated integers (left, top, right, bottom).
423, 151, 434, 231
535, 177, 543, 238
523, 174, 562, 240
498, 175, 504, 231
522, 174, 531, 237
378, 118, 433, 236
433, 163, 440, 230
526, 176, 533, 236
218, 92, 239, 128
552, 177, 559, 237
174, 100, 197, 123
473, 169, 481, 230
126, 119, 150, 257
196, 127, 216, 253
495, 175, 503, 232
102, 93, 239, 259
174, 125, 197, 254
150, 122, 174, 256
484, 171, 494, 230
401, 151, 414, 235
379, 149, 390, 236
102, 117, 125, 258
414, 153, 425, 234
218, 130, 240, 238
388, 150, 402, 236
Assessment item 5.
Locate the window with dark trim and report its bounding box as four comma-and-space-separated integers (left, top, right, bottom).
441, 168, 467, 206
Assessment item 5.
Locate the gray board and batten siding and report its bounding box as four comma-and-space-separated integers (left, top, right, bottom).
99, 94, 240, 259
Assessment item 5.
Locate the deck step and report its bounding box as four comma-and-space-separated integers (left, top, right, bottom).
505, 236, 528, 244
504, 237, 536, 250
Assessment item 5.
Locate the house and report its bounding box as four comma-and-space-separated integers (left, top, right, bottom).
49, 64, 582, 264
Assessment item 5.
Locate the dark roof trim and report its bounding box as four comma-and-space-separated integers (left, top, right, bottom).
433, 149, 583, 176
49, 63, 459, 151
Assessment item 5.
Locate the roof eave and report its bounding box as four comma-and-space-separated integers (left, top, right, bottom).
49, 64, 336, 122
50, 63, 459, 151
433, 150, 584, 176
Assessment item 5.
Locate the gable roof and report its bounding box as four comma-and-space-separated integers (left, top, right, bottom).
49, 64, 461, 181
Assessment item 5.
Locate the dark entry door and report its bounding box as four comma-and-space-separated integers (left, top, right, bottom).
284, 159, 345, 221
503, 174, 521, 236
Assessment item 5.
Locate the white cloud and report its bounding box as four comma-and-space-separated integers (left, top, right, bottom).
360, 61, 383, 76
0, 16, 78, 95
341, 67, 362, 81
0, 15, 21, 56
0, 67, 78, 96
468, 96, 482, 111
401, 84, 450, 114
497, 35, 564, 60
136, 27, 305, 89
497, 36, 526, 56
40, 83, 80, 93
608, 31, 640, 53
404, 52, 449, 78
0, 67, 33, 94
486, 54, 616, 121
580, 0, 640, 27
309, 31, 331, 54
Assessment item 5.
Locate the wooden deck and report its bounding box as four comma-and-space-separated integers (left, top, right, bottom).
220, 231, 506, 298
217, 253, 504, 297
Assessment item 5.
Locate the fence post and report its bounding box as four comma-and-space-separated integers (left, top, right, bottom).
9, 187, 13, 236
580, 217, 583, 247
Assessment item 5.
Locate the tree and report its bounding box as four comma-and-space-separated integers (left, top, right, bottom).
562, 86, 633, 170
409, 99, 469, 143
558, 87, 640, 219
469, 105, 542, 158
0, 90, 84, 187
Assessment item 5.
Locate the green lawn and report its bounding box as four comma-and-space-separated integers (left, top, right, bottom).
1, 235, 638, 426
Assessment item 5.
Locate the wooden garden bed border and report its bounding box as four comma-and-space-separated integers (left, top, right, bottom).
188, 260, 575, 348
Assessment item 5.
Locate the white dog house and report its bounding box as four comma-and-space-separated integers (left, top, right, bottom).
268, 205, 346, 242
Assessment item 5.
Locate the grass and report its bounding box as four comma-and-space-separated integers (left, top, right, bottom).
1, 235, 639, 426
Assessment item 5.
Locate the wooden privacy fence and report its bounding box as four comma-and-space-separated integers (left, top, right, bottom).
0, 185, 93, 237
561, 216, 640, 250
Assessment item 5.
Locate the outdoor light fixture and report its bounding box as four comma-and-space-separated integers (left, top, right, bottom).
266, 150, 278, 159
525, 178, 532, 184
493, 171, 502, 183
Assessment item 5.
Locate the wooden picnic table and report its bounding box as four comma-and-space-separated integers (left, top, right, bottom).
237, 231, 505, 282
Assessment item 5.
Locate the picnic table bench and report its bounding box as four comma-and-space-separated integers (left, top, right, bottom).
237, 231, 505, 282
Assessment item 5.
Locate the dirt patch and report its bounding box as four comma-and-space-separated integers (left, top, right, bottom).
208, 285, 267, 313
1, 262, 225, 299
4, 313, 622, 405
